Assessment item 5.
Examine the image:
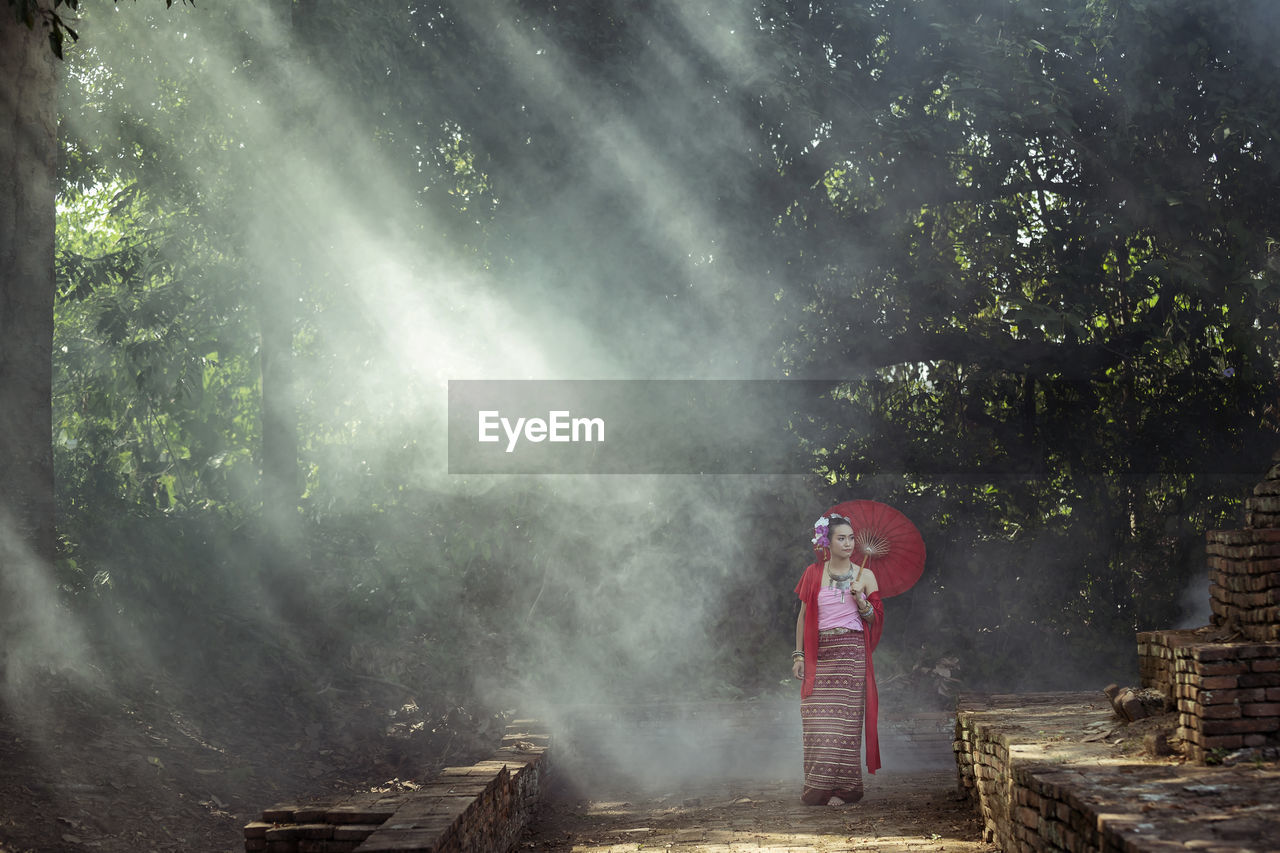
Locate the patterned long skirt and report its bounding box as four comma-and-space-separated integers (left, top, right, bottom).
800, 629, 866, 805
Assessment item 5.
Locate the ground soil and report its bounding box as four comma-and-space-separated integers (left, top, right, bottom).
6, 674, 1209, 853
0, 670, 494, 853
1, 674, 996, 853
524, 767, 998, 852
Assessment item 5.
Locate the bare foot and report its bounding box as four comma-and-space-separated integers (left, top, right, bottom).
827, 796, 846, 806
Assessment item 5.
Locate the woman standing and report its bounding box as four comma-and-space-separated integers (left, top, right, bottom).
791, 513, 884, 806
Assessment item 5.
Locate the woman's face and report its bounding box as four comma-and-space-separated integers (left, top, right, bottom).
829, 523, 855, 559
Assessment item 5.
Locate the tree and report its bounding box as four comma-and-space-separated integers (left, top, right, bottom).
22, 0, 1280, 703
1, 5, 60, 566
758, 0, 1280, 679
2, 0, 189, 564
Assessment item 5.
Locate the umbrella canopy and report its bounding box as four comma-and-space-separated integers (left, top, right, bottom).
823, 499, 926, 598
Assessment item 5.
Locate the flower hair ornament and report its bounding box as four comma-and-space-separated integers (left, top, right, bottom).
811, 513, 850, 563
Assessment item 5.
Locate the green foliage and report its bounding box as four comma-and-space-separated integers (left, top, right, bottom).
55, 180, 260, 521
8, 0, 189, 59
43, 0, 1280, 714
758, 0, 1280, 687
9, 0, 84, 58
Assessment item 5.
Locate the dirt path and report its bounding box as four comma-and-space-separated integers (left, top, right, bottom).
523, 768, 997, 852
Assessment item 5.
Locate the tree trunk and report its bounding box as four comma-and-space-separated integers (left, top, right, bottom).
253, 0, 305, 586
259, 282, 299, 513
0, 11, 58, 566
254, 0, 301, 520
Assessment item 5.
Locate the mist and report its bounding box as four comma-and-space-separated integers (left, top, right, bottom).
4, 0, 1278, 825
30, 0, 832, 795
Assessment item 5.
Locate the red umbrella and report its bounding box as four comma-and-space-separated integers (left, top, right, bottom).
822, 500, 926, 598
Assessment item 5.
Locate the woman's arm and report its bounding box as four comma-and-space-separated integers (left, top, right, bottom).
863, 568, 879, 594
792, 602, 806, 679
858, 569, 879, 621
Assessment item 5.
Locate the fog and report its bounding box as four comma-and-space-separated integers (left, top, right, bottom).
29, 0, 832, 792
2, 0, 1272, 805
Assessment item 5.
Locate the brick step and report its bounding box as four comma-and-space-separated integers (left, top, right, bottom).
244, 725, 548, 853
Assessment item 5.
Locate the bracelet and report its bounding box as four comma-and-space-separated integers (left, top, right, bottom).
791, 651, 804, 659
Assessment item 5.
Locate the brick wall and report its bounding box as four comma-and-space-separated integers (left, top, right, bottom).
880, 710, 956, 766
1139, 631, 1280, 763
1136, 628, 1193, 701
244, 721, 548, 853
1245, 458, 1280, 529
954, 693, 1112, 853
955, 693, 1280, 852
1206, 528, 1280, 642
1172, 641, 1280, 763
1130, 458, 1280, 764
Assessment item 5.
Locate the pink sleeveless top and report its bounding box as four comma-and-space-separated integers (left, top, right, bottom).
816, 587, 865, 631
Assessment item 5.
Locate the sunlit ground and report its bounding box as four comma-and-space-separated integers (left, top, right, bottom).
526, 768, 995, 852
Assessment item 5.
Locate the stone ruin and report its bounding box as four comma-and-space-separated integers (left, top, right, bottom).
1137, 454, 1280, 763
953, 458, 1280, 852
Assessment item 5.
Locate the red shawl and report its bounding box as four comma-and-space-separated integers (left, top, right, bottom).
795, 561, 885, 774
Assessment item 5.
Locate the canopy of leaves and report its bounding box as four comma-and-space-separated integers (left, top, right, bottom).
44, 0, 1280, 719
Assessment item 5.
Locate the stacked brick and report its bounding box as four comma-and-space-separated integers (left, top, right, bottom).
1245, 458, 1280, 528
1135, 628, 1198, 701
1140, 623, 1280, 765
952, 712, 1012, 847
243, 793, 411, 853
954, 694, 1113, 853
1206, 528, 1280, 642
953, 693, 1280, 852
358, 766, 521, 853
882, 710, 955, 763
1128, 459, 1280, 764
1173, 642, 1280, 763
1003, 771, 1104, 853
244, 722, 548, 853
